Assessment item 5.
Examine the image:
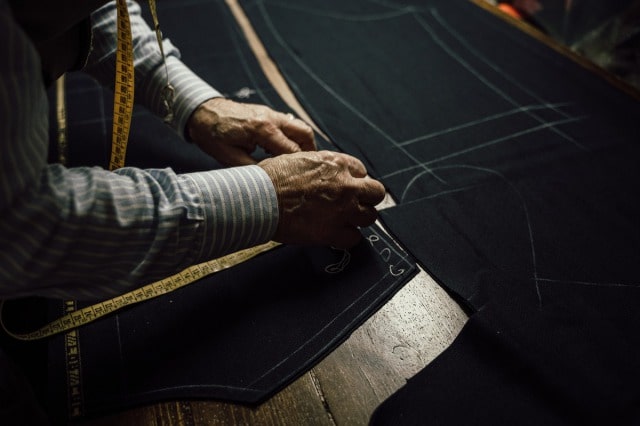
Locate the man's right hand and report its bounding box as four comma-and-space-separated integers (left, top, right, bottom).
258, 151, 386, 249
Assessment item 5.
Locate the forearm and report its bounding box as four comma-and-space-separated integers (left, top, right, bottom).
0, 164, 277, 300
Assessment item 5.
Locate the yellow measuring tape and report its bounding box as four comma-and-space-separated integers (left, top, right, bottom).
0, 241, 280, 341
0, 0, 280, 342
109, 0, 135, 171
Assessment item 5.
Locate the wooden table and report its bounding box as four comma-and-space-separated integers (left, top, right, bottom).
78, 1, 637, 424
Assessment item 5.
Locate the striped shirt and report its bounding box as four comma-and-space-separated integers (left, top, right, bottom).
0, 0, 279, 300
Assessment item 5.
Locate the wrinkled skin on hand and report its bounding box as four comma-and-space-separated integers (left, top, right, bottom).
187, 97, 316, 166
258, 151, 386, 248
187, 98, 385, 247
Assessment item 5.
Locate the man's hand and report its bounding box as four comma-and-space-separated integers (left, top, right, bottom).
258, 151, 386, 249
187, 97, 316, 166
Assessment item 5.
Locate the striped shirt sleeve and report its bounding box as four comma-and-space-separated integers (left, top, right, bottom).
84, 0, 222, 137
0, 0, 279, 300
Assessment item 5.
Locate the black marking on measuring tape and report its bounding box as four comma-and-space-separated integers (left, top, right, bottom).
63, 300, 84, 419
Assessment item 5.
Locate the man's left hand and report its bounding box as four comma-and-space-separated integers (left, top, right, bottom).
186, 97, 317, 166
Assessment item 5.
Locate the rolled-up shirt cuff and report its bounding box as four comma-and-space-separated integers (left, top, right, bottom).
144, 55, 223, 139
183, 165, 279, 261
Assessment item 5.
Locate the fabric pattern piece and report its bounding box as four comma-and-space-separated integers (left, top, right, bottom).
2, 224, 416, 423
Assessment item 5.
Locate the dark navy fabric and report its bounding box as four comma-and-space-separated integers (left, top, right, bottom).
237, 0, 640, 423
2, 224, 416, 424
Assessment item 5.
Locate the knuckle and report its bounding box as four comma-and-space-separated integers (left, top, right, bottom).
259, 121, 279, 136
